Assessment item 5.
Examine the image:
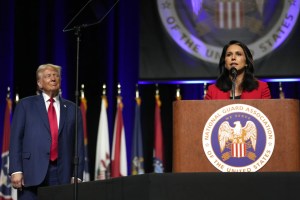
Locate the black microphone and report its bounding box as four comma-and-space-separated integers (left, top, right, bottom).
230, 67, 238, 81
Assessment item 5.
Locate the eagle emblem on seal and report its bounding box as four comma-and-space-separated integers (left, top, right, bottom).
218, 121, 257, 161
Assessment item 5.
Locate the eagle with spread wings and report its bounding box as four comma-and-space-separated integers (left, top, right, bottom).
218, 121, 257, 153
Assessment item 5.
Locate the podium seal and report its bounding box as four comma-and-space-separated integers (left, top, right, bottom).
202, 104, 275, 172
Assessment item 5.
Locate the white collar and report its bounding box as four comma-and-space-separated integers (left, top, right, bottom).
42, 93, 59, 102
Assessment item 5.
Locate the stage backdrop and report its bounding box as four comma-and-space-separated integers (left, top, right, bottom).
140, 0, 300, 80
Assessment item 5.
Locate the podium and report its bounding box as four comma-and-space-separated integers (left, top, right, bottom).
173, 99, 300, 172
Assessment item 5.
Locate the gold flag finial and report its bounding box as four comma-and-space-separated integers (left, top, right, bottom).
135, 84, 141, 105
176, 85, 181, 100
155, 84, 159, 96
279, 82, 285, 99
102, 84, 107, 96
102, 84, 108, 108
6, 87, 10, 99
80, 84, 85, 99
135, 84, 140, 99
117, 83, 121, 96
203, 82, 207, 99
117, 83, 123, 108
155, 84, 161, 106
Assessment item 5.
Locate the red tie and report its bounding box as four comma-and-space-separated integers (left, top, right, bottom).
48, 98, 58, 161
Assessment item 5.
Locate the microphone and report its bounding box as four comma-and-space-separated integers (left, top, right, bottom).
230, 67, 238, 81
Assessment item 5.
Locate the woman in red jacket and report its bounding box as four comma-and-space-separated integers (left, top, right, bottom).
205, 40, 271, 100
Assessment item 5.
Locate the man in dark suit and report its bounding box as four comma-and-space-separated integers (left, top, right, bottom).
9, 64, 84, 200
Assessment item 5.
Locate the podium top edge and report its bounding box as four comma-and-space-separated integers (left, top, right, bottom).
173, 99, 299, 102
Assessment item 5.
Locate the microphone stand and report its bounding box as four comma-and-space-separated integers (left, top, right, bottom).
62, 1, 119, 200
230, 67, 237, 100
232, 80, 236, 100
75, 26, 81, 200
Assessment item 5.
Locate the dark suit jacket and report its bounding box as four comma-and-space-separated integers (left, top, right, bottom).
205, 80, 271, 100
9, 94, 84, 187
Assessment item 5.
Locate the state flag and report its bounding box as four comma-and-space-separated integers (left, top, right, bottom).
111, 95, 127, 177
94, 95, 110, 180
153, 93, 164, 173
0, 95, 17, 200
131, 96, 144, 175
80, 94, 90, 181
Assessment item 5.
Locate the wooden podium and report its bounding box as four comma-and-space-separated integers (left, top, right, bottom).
173, 99, 300, 172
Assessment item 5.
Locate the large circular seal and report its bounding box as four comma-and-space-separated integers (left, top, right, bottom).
202, 104, 275, 172
157, 0, 300, 63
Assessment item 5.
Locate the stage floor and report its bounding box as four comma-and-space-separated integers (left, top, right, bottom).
38, 172, 300, 200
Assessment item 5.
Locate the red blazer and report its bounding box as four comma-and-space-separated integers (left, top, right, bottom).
205, 80, 271, 100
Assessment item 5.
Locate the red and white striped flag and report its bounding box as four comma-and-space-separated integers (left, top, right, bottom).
94, 95, 110, 180
111, 95, 127, 177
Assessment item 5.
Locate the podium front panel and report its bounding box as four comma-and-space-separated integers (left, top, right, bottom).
173, 99, 300, 172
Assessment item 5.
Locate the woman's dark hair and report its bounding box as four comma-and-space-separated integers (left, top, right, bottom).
216, 40, 258, 92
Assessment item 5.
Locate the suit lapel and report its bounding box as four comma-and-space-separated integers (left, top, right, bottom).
36, 94, 51, 132
59, 97, 67, 134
